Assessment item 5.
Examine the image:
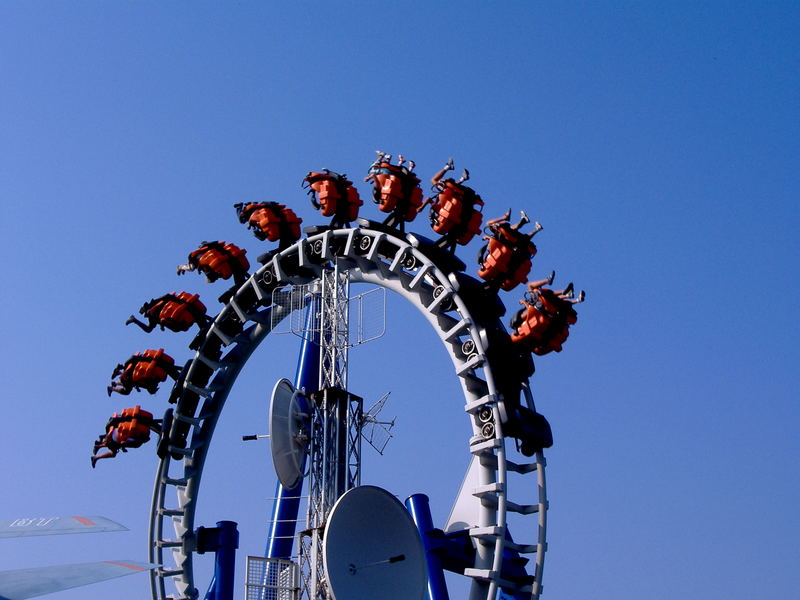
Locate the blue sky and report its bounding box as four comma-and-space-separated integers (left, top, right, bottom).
1, 3, 798, 599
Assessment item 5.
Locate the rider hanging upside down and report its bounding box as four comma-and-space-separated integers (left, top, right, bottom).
364, 151, 423, 232
303, 170, 363, 228
234, 202, 303, 247
477, 208, 544, 291
125, 292, 211, 333
419, 157, 484, 252
510, 275, 585, 356
176, 241, 250, 286
107, 349, 181, 396
91, 406, 162, 468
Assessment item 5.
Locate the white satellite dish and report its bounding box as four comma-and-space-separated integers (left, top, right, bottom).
269, 378, 309, 489
323, 486, 427, 600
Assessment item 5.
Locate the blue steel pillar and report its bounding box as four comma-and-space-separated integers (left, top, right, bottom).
198, 520, 239, 600
406, 494, 450, 600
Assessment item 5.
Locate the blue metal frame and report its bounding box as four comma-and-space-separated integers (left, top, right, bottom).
405, 494, 450, 600
199, 521, 239, 600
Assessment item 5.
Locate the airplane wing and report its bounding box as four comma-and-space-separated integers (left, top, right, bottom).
0, 516, 127, 538
0, 560, 157, 600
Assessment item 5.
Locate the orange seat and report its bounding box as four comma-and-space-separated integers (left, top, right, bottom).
305, 172, 363, 222
369, 163, 423, 222
478, 226, 537, 291
430, 181, 484, 245
113, 420, 152, 445
146, 292, 207, 332
510, 289, 578, 355
123, 349, 175, 389
239, 202, 303, 242
119, 406, 153, 421
189, 242, 249, 281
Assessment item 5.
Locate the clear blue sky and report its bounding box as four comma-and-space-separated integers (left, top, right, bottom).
1, 3, 798, 599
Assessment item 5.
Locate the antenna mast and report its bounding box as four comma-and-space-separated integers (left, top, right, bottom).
300, 259, 363, 600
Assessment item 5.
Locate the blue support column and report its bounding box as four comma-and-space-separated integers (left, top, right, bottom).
198, 521, 239, 600
265, 308, 320, 559
405, 494, 450, 600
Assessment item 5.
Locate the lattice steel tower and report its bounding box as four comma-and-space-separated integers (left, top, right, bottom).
299, 260, 363, 600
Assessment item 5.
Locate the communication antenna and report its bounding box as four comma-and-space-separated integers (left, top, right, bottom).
322, 486, 427, 600
268, 378, 310, 489
361, 392, 395, 455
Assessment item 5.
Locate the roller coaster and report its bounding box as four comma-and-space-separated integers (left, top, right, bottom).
94, 153, 584, 600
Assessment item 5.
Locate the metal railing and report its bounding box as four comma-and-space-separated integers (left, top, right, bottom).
245, 557, 299, 600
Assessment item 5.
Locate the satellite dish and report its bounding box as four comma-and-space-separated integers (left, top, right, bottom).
323, 486, 427, 600
269, 378, 309, 489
